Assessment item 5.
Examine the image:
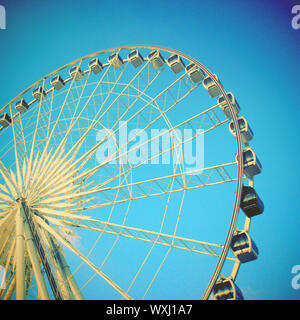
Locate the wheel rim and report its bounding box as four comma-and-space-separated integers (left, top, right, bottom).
0, 45, 246, 300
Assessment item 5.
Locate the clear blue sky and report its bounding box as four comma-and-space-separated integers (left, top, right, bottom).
0, 0, 299, 300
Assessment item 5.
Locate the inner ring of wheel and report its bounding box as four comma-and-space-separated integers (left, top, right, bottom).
1, 45, 244, 299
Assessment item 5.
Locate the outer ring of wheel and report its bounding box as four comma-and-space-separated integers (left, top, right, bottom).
0, 45, 244, 299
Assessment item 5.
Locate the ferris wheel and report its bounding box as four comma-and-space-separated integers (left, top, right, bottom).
0, 45, 264, 300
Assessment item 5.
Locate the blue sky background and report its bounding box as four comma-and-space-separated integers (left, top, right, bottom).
0, 0, 299, 300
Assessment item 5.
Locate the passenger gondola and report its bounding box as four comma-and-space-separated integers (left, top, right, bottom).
88, 58, 103, 74
238, 147, 262, 178
0, 113, 12, 128
213, 278, 244, 300
231, 231, 259, 263
147, 50, 165, 69
240, 185, 264, 217
15, 99, 29, 113
167, 54, 185, 74
218, 92, 240, 118
128, 50, 144, 68
69, 66, 84, 81
229, 116, 253, 143
203, 74, 221, 98
108, 53, 123, 69
186, 63, 205, 83
32, 86, 47, 100
51, 75, 65, 90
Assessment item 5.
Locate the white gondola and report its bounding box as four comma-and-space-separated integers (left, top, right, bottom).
69, 66, 84, 81
217, 92, 240, 118
230, 231, 259, 263
15, 99, 29, 113
51, 75, 65, 90
229, 116, 253, 143
88, 58, 103, 74
203, 74, 221, 98
166, 54, 185, 74
186, 63, 205, 83
147, 50, 165, 69
108, 53, 123, 69
240, 185, 264, 218
0, 113, 12, 128
33, 87, 47, 100
213, 278, 244, 300
128, 50, 144, 68
237, 147, 262, 179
